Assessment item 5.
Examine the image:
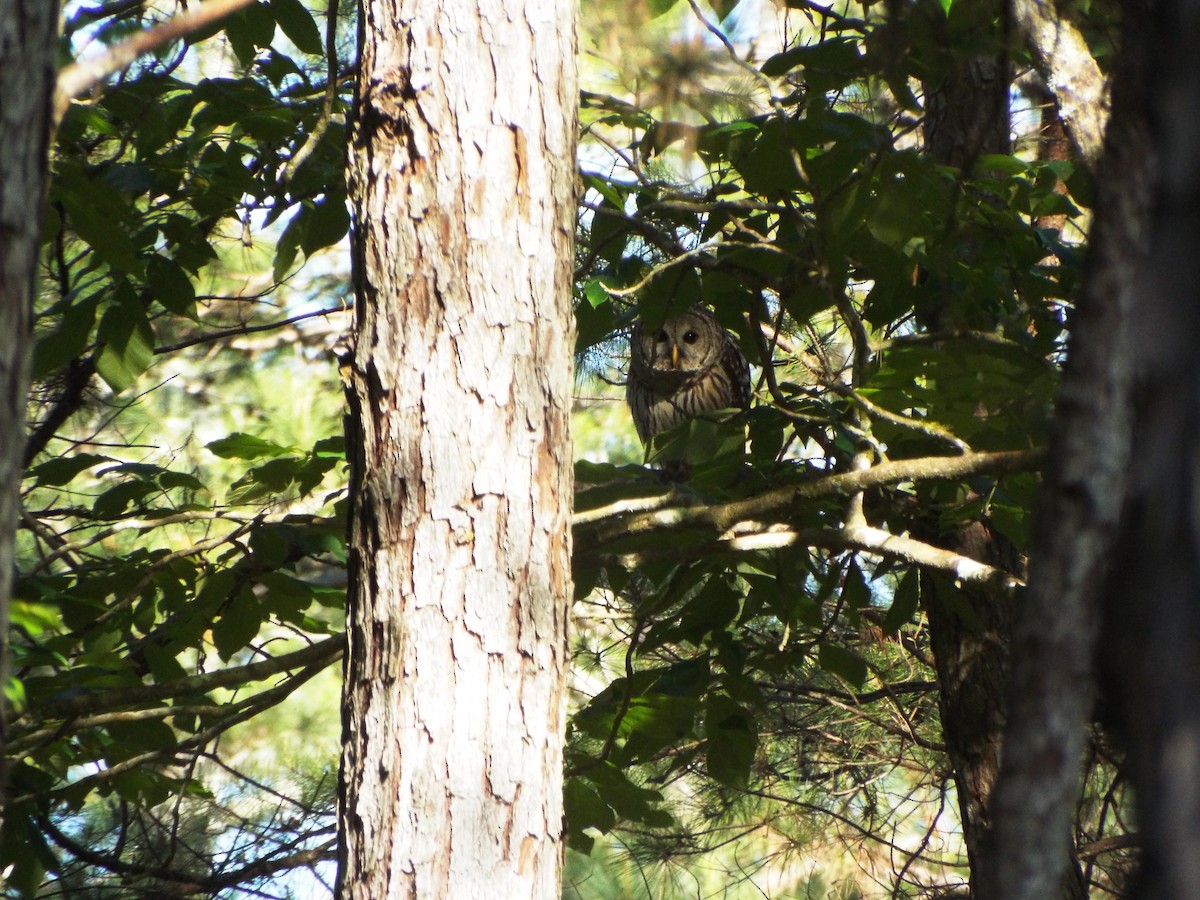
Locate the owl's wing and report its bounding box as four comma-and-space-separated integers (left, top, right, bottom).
720, 334, 752, 409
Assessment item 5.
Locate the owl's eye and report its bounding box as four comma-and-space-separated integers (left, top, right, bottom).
655, 330, 669, 342
683, 330, 699, 344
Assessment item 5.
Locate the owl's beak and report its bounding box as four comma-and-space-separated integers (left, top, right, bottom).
670, 342, 680, 368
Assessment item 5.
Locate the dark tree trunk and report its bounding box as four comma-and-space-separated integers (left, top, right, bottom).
979, 3, 1152, 896
0, 0, 60, 802
922, 524, 1017, 885
1099, 1, 1200, 897
915, 0, 1017, 887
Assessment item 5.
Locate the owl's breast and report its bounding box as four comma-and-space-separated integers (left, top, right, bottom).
639, 366, 705, 395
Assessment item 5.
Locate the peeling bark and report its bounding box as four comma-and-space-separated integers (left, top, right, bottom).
336, 1, 578, 897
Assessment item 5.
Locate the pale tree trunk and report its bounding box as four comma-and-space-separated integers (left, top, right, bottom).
336, 0, 577, 897
0, 2, 60, 802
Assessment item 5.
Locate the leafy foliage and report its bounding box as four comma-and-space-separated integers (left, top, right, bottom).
565, 0, 1130, 895
6, 1, 351, 895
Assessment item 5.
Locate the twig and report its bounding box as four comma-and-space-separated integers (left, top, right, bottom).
54, 0, 257, 125
154, 304, 350, 355
13, 634, 343, 723
282, 0, 342, 183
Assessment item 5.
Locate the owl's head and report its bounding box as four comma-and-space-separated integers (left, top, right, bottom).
634, 309, 726, 374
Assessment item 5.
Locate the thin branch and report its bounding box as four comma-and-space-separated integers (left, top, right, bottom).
282, 0, 342, 184
39, 793, 336, 891
54, 0, 258, 125
574, 448, 1045, 547
80, 517, 261, 635
827, 380, 972, 454
577, 521, 1021, 596
11, 634, 343, 724
7, 703, 226, 758
12, 648, 334, 806
154, 305, 351, 355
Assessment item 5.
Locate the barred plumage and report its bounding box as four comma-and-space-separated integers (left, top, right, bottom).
626, 307, 751, 444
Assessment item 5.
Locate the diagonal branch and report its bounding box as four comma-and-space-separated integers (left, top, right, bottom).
574, 448, 1044, 548
576, 521, 1020, 596
12, 633, 344, 725
54, 0, 257, 125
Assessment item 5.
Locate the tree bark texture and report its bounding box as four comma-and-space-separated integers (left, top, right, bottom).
337, 1, 577, 897
916, 0, 1016, 885
1011, 0, 1109, 168
1100, 1, 1200, 897
921, 525, 1018, 884
980, 4, 1152, 897
920, 0, 1010, 175
0, 1, 59, 802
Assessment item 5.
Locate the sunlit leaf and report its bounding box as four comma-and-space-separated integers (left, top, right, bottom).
269, 0, 324, 55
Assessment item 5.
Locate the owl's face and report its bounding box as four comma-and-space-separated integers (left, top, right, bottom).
634, 311, 725, 374
627, 306, 751, 444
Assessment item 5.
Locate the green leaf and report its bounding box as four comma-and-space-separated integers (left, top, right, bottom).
582, 171, 626, 209
269, 0, 324, 55
677, 577, 741, 643
313, 435, 346, 457
300, 195, 350, 255
143, 644, 189, 685
295, 452, 339, 496
206, 432, 292, 460
104, 717, 177, 765
584, 762, 671, 826
212, 586, 262, 661
582, 279, 609, 309
564, 777, 616, 850
228, 456, 304, 503
146, 255, 197, 316
57, 169, 144, 275
736, 120, 809, 198
618, 693, 699, 764
159, 470, 207, 492
883, 567, 921, 633
588, 201, 630, 266
818, 643, 869, 687
260, 47, 305, 86
258, 571, 317, 619
273, 208, 304, 281
225, 1, 276, 64
761, 37, 862, 88
841, 559, 871, 609
250, 525, 292, 569
977, 154, 1028, 177
28, 453, 112, 487
95, 287, 155, 392
110, 767, 173, 806
705, 694, 757, 789
0, 801, 54, 896
648, 415, 746, 471
574, 291, 616, 353
32, 287, 102, 377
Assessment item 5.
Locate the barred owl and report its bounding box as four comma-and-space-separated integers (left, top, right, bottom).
626, 307, 751, 444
